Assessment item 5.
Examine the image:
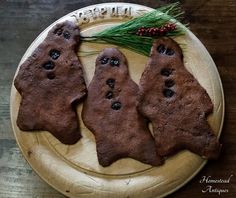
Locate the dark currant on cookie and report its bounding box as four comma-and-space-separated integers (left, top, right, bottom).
165, 48, 175, 56
163, 89, 175, 98
106, 78, 115, 89
111, 101, 122, 110
47, 72, 55, 80
110, 57, 120, 67
54, 28, 63, 36
105, 91, 113, 99
42, 61, 55, 70
161, 68, 172, 77
49, 49, 60, 60
63, 31, 71, 39
157, 44, 166, 54
165, 79, 175, 87
100, 57, 109, 64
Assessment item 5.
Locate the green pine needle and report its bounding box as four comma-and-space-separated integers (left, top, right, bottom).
81, 2, 186, 56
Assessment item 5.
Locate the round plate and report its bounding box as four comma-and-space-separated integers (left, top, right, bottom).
10, 3, 224, 198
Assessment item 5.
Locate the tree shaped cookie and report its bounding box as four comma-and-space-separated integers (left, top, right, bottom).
82, 48, 163, 167
14, 21, 87, 145
138, 38, 221, 159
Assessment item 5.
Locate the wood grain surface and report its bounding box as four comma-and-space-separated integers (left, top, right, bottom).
0, 0, 235, 197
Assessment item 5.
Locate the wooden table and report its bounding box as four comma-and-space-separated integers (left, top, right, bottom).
0, 0, 235, 197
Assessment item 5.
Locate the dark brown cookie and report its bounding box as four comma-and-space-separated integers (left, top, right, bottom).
138, 38, 221, 159
82, 48, 163, 167
14, 21, 87, 145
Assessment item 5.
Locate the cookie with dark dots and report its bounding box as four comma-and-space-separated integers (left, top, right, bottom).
14, 21, 87, 145
138, 38, 221, 159
82, 48, 163, 167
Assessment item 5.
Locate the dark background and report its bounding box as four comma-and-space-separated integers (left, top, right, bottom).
0, 0, 236, 197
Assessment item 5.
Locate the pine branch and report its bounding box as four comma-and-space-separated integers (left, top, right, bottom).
81, 2, 186, 56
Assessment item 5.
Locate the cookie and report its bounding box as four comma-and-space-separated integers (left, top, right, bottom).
14, 21, 87, 145
82, 48, 163, 167
138, 38, 221, 159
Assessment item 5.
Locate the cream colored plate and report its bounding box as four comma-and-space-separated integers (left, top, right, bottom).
10, 3, 224, 198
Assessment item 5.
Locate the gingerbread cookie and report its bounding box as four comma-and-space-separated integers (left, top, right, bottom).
138, 38, 221, 159
14, 21, 87, 145
82, 48, 163, 167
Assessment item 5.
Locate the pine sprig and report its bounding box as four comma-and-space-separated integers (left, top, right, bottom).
81, 2, 186, 56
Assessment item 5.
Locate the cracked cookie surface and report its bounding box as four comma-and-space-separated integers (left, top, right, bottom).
82, 48, 163, 167
138, 38, 221, 159
14, 21, 87, 145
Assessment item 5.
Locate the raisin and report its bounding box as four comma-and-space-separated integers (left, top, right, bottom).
163, 89, 175, 98
105, 91, 113, 99
54, 28, 63, 36
110, 57, 120, 67
165, 79, 175, 87
157, 44, 166, 54
111, 101, 122, 110
47, 72, 55, 80
100, 57, 109, 64
106, 78, 115, 89
49, 49, 60, 60
63, 31, 71, 39
161, 68, 172, 77
43, 61, 55, 70
166, 48, 175, 56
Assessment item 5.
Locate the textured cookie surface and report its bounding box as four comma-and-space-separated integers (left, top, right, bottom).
82, 48, 162, 167
138, 38, 221, 159
14, 21, 87, 145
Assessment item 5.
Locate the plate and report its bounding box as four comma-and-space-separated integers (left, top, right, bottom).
10, 3, 224, 197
